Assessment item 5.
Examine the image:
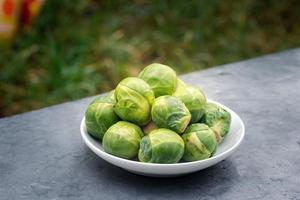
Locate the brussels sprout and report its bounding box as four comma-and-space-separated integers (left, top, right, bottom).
139, 63, 177, 97
142, 121, 158, 135
85, 91, 119, 140
174, 83, 206, 123
103, 121, 144, 159
114, 77, 155, 126
138, 128, 184, 163
151, 96, 191, 134
201, 103, 231, 143
182, 123, 217, 161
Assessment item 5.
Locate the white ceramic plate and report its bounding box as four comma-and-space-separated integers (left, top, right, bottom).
80, 99, 245, 177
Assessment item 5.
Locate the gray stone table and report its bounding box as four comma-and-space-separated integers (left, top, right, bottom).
1, 49, 300, 200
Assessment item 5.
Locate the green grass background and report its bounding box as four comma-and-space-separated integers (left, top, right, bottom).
1, 0, 300, 117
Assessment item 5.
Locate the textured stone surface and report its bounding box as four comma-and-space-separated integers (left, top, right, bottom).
1, 49, 300, 200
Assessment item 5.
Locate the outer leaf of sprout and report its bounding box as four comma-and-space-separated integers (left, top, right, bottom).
138, 128, 184, 163
201, 103, 231, 143
103, 121, 143, 159
85, 91, 119, 140
139, 63, 177, 97
114, 77, 155, 126
174, 81, 206, 123
182, 123, 217, 161
151, 95, 191, 134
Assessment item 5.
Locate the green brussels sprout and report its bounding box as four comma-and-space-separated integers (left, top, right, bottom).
182, 123, 217, 161
142, 121, 158, 135
139, 63, 177, 97
114, 77, 155, 126
85, 91, 119, 140
173, 83, 206, 123
138, 128, 184, 163
103, 121, 144, 159
201, 103, 231, 143
151, 96, 191, 134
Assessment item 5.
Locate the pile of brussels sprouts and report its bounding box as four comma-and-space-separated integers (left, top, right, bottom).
85, 63, 231, 164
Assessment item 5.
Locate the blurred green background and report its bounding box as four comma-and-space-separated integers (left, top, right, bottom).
1, 0, 300, 117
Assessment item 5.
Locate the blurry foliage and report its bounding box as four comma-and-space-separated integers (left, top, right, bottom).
1, 0, 300, 116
